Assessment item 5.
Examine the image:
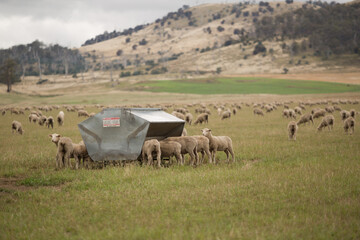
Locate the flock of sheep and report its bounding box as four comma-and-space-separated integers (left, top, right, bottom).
3, 98, 358, 169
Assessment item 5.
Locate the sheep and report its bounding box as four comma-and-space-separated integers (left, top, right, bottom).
297, 113, 314, 126
201, 128, 234, 163
163, 136, 198, 165
288, 109, 296, 119
344, 117, 355, 135
159, 140, 183, 165
78, 110, 90, 117
194, 113, 208, 125
287, 121, 298, 141
141, 139, 161, 167
11, 121, 24, 135
282, 109, 290, 118
232, 108, 237, 115
221, 110, 231, 120
325, 106, 335, 113
253, 108, 264, 116
185, 113, 193, 125
57, 111, 64, 126
217, 108, 222, 116
193, 135, 212, 164
49, 133, 90, 169
317, 115, 335, 131
28, 113, 38, 123
171, 111, 185, 120
1, 109, 5, 116
350, 109, 357, 118
334, 106, 342, 111
340, 110, 351, 121
174, 108, 188, 115
46, 116, 54, 129
313, 109, 326, 119
294, 107, 302, 115
89, 112, 96, 117
311, 108, 320, 114
38, 115, 47, 126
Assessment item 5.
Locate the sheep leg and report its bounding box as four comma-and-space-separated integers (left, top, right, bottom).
188, 151, 196, 166
181, 154, 185, 165
142, 151, 147, 166
74, 155, 79, 170
224, 150, 230, 163
229, 147, 235, 163
175, 153, 182, 165
200, 151, 205, 164
211, 151, 216, 164
156, 151, 161, 168
147, 153, 153, 166
205, 149, 212, 164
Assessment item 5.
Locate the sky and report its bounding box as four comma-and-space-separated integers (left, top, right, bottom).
0, 0, 352, 49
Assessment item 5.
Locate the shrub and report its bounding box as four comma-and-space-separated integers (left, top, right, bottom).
253, 42, 266, 55
120, 71, 131, 78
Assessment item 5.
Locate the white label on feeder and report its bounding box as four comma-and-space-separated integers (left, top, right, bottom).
103, 117, 120, 127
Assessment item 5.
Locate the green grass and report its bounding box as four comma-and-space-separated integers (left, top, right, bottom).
134, 77, 360, 95
0, 98, 360, 239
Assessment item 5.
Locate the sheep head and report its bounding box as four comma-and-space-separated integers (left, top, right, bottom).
201, 128, 211, 137
49, 133, 61, 144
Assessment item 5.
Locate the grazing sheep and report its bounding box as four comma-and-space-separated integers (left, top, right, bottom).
194, 113, 209, 125
164, 136, 198, 165
282, 109, 290, 118
185, 113, 193, 125
221, 110, 231, 120
311, 108, 320, 115
325, 106, 335, 113
57, 111, 64, 126
28, 113, 38, 123
297, 113, 314, 126
171, 111, 185, 120
232, 108, 237, 115
253, 108, 264, 116
317, 115, 335, 131
340, 110, 350, 121
174, 108, 188, 115
350, 109, 356, 118
344, 117, 355, 135
201, 128, 234, 163
294, 107, 302, 115
288, 109, 296, 119
78, 110, 90, 117
287, 121, 298, 141
142, 139, 161, 167
11, 121, 24, 135
193, 135, 212, 164
46, 116, 54, 129
89, 112, 96, 117
38, 115, 47, 126
313, 109, 326, 119
159, 140, 183, 165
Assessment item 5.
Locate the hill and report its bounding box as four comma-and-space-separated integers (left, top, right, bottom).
79, 1, 360, 76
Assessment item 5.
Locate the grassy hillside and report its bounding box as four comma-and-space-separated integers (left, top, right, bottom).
0, 98, 359, 239
130, 77, 360, 95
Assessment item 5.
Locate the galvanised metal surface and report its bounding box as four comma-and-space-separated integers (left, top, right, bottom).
78, 108, 185, 161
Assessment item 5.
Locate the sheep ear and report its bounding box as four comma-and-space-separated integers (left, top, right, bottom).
57, 134, 61, 137
49, 134, 52, 137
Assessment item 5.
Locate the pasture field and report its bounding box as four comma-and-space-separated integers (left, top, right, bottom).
1, 94, 360, 239
132, 77, 360, 95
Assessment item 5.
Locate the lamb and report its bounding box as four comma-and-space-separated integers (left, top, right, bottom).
11, 121, 24, 135
72, 141, 90, 169
201, 128, 234, 163
344, 117, 355, 135
193, 135, 212, 164
312, 109, 326, 119
171, 111, 185, 120
287, 121, 298, 141
57, 111, 64, 126
46, 116, 54, 129
185, 113, 193, 125
78, 110, 90, 117
317, 115, 335, 131
253, 108, 264, 116
141, 139, 161, 167
56, 137, 74, 168
159, 140, 183, 165
340, 110, 350, 121
163, 136, 198, 165
221, 110, 231, 120
297, 113, 314, 126
194, 113, 209, 125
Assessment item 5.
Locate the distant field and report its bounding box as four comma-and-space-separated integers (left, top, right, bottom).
133, 77, 360, 95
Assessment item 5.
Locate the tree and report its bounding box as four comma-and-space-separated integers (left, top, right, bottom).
0, 59, 19, 92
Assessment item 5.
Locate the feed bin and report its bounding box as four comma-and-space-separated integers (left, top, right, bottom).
78, 108, 185, 161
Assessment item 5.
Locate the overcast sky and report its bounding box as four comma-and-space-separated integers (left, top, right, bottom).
0, 0, 352, 49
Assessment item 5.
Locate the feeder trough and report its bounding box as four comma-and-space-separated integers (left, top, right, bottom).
78, 108, 185, 161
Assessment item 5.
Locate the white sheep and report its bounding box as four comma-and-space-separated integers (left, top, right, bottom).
317, 115, 335, 131
57, 111, 64, 126
46, 116, 54, 129
78, 110, 90, 117
163, 136, 198, 165
297, 113, 314, 126
159, 140, 183, 165
193, 135, 212, 164
253, 108, 264, 116
194, 113, 209, 125
141, 139, 161, 167
201, 128, 234, 163
171, 111, 185, 120
185, 113, 193, 125
221, 110, 231, 120
287, 121, 298, 140
11, 121, 24, 135
344, 117, 355, 135
313, 109, 326, 119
